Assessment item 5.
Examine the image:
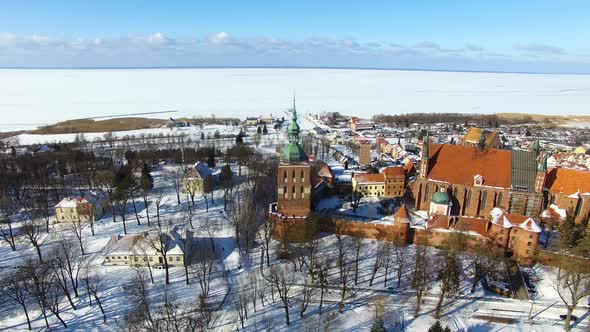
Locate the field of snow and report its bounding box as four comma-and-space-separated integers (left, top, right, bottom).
1, 68, 589, 132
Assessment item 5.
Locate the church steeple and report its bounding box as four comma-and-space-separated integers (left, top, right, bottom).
282, 96, 308, 163
420, 132, 430, 178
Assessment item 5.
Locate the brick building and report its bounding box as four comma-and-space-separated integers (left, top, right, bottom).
359, 141, 371, 165
413, 134, 545, 217
544, 167, 590, 225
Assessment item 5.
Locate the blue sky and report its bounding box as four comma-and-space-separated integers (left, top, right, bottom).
1, 1, 589, 73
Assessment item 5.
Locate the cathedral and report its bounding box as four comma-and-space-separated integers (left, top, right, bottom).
413, 134, 546, 217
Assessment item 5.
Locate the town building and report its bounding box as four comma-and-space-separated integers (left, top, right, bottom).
102, 226, 193, 267
54, 191, 107, 223
462, 127, 503, 149
182, 162, 212, 194
350, 117, 376, 131
351, 166, 406, 198
359, 141, 371, 165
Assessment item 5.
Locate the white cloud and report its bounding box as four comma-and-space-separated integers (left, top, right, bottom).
0, 32, 586, 73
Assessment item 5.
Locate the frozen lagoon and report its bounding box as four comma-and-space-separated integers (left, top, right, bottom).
1, 68, 589, 131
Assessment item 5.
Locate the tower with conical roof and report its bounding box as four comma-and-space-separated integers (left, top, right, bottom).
276, 96, 311, 217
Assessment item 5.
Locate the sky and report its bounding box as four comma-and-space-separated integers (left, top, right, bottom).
1, 1, 590, 73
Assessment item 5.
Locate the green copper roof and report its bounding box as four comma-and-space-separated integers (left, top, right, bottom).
431, 190, 450, 204
282, 143, 308, 162
282, 96, 308, 162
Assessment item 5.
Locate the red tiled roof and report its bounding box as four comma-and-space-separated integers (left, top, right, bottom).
545, 167, 590, 195
354, 173, 385, 184
464, 127, 499, 145
427, 144, 512, 188
383, 166, 405, 178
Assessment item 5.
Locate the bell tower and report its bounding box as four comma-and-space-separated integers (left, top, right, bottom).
276, 96, 311, 217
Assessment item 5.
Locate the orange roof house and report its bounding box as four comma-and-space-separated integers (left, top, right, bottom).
545, 168, 590, 195
463, 127, 502, 149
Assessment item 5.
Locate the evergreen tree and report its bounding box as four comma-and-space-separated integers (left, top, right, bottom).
257, 126, 262, 134
235, 131, 244, 144
220, 164, 233, 183
140, 162, 154, 191
207, 149, 216, 168
200, 132, 205, 140
559, 215, 585, 249
370, 318, 385, 332
214, 130, 221, 139
262, 123, 268, 134
428, 321, 444, 332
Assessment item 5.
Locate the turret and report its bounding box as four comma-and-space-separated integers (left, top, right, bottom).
420, 132, 430, 178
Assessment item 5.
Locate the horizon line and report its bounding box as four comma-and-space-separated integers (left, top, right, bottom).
0, 65, 589, 76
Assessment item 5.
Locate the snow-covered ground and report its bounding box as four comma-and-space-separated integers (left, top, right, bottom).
1, 68, 590, 132
1, 134, 589, 331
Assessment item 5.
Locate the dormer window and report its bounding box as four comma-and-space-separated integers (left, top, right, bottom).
474, 174, 484, 186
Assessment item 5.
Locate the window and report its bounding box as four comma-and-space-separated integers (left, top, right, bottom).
481, 191, 487, 209
497, 192, 504, 206
124, 256, 127, 260
301, 170, 305, 182
117, 256, 121, 259
529, 234, 533, 239
526, 250, 530, 254
135, 257, 139, 261
177, 257, 181, 262
466, 190, 472, 208
292, 170, 296, 180
424, 184, 430, 202
500, 230, 504, 234
283, 171, 287, 181
527, 242, 531, 246
149, 257, 153, 261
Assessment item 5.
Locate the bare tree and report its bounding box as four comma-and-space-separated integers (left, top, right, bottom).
391, 238, 409, 288
68, 215, 86, 255
0, 217, 17, 251
555, 256, 590, 331
412, 245, 430, 316
154, 190, 164, 228
433, 251, 461, 319
126, 268, 154, 330
338, 261, 353, 313
299, 275, 314, 318
21, 215, 44, 263
369, 241, 387, 286
269, 264, 295, 326
352, 237, 364, 285
145, 225, 173, 285
191, 246, 217, 299
2, 268, 33, 330
258, 216, 272, 268
315, 255, 331, 315
81, 261, 107, 323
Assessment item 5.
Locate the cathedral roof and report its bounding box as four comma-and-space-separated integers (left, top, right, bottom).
282, 143, 308, 163
545, 167, 590, 196
425, 143, 512, 189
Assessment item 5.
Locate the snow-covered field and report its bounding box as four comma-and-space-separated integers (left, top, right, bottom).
1, 68, 589, 131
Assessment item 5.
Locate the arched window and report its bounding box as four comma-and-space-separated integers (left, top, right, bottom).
466, 190, 472, 208
497, 192, 504, 206
481, 191, 487, 209
424, 184, 430, 202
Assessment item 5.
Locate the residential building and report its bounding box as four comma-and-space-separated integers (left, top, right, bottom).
54, 191, 107, 223
352, 173, 386, 197
182, 162, 212, 194
103, 226, 193, 267
383, 166, 406, 198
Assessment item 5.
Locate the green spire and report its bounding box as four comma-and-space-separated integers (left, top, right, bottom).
478, 128, 486, 150
538, 151, 548, 172
423, 132, 429, 160
532, 139, 540, 156
287, 95, 301, 143
282, 95, 308, 162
